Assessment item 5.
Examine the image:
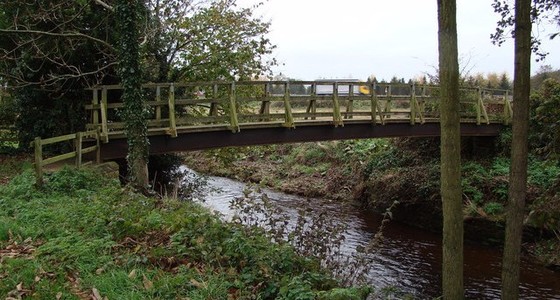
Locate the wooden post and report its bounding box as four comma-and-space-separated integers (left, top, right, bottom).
75, 132, 83, 168
332, 82, 343, 126
229, 82, 239, 132
155, 85, 162, 121
385, 85, 392, 117
476, 88, 489, 125
210, 84, 219, 117
421, 85, 427, 113
476, 88, 482, 125
410, 84, 416, 125
168, 84, 177, 137
370, 83, 377, 124
34, 137, 43, 186
101, 87, 109, 143
259, 83, 271, 117
345, 84, 354, 119
306, 83, 317, 120
503, 90, 513, 125
283, 82, 294, 128
95, 128, 101, 164
92, 89, 99, 127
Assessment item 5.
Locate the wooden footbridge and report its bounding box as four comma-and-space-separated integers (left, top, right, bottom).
31, 80, 513, 176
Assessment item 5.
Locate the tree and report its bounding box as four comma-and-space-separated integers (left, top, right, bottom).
492, 0, 560, 61
0, 0, 276, 185
492, 0, 556, 298
502, 1, 532, 297
437, 0, 464, 298
0, 1, 118, 146
116, 0, 150, 188
143, 0, 276, 82
499, 72, 513, 90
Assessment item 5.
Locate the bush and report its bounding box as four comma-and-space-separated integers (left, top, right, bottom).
483, 202, 504, 216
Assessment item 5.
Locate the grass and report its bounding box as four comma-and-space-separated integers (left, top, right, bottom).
0, 165, 370, 299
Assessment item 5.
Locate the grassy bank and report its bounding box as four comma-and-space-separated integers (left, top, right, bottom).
0, 162, 370, 299
184, 137, 560, 268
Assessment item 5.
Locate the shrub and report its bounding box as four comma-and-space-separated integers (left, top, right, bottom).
483, 202, 504, 216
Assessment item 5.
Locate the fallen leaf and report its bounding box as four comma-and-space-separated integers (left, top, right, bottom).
56, 292, 63, 299
143, 274, 153, 290
34, 275, 41, 282
16, 282, 23, 291
190, 278, 206, 288
92, 287, 102, 300
128, 269, 137, 279
95, 268, 104, 275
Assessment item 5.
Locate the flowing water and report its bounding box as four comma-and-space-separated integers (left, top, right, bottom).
187, 168, 560, 299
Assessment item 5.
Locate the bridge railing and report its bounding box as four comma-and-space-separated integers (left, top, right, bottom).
85, 81, 512, 142
30, 129, 101, 185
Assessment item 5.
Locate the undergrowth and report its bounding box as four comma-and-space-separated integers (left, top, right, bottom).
0, 166, 369, 299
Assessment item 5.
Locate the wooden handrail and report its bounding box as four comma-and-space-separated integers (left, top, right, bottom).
31, 129, 101, 186
84, 81, 512, 143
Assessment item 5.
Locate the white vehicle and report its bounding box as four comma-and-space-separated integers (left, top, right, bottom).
315, 80, 370, 95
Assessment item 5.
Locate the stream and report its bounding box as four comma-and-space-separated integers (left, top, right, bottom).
186, 167, 560, 299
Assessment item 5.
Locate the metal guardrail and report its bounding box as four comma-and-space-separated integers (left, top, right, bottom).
31, 129, 101, 185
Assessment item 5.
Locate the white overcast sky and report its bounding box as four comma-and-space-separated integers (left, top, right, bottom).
238, 0, 560, 81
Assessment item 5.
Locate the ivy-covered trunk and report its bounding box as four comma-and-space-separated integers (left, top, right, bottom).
116, 0, 149, 188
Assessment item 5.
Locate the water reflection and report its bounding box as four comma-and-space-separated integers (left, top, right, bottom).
186, 167, 560, 299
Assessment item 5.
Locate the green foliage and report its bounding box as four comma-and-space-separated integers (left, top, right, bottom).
483, 202, 505, 216
0, 165, 360, 298
144, 0, 276, 82
528, 158, 560, 189
0, 1, 115, 148
530, 78, 560, 158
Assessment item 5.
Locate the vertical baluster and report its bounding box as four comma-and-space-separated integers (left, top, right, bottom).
283, 81, 294, 127
332, 82, 343, 126
229, 82, 239, 132
168, 84, 177, 137
101, 87, 109, 143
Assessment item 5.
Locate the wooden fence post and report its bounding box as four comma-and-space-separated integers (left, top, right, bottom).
168, 84, 177, 137
34, 137, 43, 186
503, 90, 513, 125
96, 129, 101, 164
259, 83, 271, 118
75, 132, 83, 168
210, 84, 219, 116
370, 83, 377, 125
385, 85, 393, 117
345, 83, 354, 119
229, 82, 239, 132
410, 84, 416, 125
155, 85, 162, 122
101, 87, 109, 143
306, 83, 317, 120
92, 89, 99, 127
332, 82, 343, 126
283, 82, 294, 128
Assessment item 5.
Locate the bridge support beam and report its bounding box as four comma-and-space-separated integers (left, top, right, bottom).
97, 123, 505, 160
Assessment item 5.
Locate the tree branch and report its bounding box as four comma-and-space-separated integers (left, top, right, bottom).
0, 29, 114, 50
93, 0, 115, 11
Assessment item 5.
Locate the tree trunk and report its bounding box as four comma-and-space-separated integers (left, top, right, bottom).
501, 0, 531, 298
437, 0, 464, 298
116, 0, 149, 189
